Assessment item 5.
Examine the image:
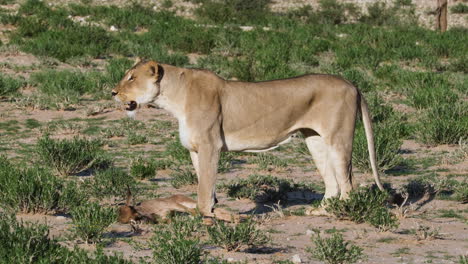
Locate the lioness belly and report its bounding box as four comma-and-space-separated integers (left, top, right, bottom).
223, 134, 292, 152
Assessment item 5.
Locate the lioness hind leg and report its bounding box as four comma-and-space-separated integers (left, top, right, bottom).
328, 145, 354, 200
305, 135, 339, 199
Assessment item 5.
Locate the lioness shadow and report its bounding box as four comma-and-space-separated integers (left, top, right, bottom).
242, 190, 324, 215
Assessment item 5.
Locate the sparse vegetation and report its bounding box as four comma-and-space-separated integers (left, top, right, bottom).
171, 168, 197, 188
221, 174, 314, 203
70, 202, 116, 243
325, 187, 399, 231
36, 135, 110, 176
0, 213, 130, 263
0, 157, 86, 213
307, 231, 364, 264
85, 167, 137, 199
451, 3, 468, 14
151, 214, 204, 264
207, 217, 270, 252
0, 74, 24, 97
130, 157, 157, 179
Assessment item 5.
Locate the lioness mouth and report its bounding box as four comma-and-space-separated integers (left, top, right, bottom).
126, 101, 138, 111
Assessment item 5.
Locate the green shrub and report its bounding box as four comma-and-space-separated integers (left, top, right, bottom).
325, 187, 399, 231
71, 202, 116, 243
0, 213, 131, 263
416, 102, 468, 145
86, 168, 137, 199
151, 214, 204, 264
30, 70, 106, 99
130, 158, 157, 179
36, 135, 110, 177
454, 181, 468, 204
11, 1, 125, 61
207, 217, 270, 252
352, 120, 403, 173
221, 174, 313, 203
451, 3, 468, 14
126, 131, 148, 145
0, 157, 87, 213
165, 139, 191, 165
250, 153, 288, 171
311, 0, 360, 25
307, 232, 364, 264
194, 0, 272, 25
171, 168, 197, 189
0, 75, 24, 97
69, 3, 157, 30
25, 118, 41, 129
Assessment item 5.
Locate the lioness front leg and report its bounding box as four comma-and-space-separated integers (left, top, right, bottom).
196, 144, 221, 216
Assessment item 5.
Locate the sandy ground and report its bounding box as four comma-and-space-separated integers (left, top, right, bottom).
2, 102, 467, 264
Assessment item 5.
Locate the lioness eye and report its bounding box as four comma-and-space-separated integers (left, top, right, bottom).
128, 75, 135, 81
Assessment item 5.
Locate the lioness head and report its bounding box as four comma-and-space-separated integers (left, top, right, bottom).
112, 59, 164, 113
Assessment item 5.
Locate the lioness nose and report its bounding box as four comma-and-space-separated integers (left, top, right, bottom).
111, 91, 118, 96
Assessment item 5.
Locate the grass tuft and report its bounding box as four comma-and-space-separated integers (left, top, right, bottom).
70, 202, 116, 244
325, 187, 399, 231
36, 135, 110, 177
0, 213, 130, 263
207, 217, 270, 252
220, 174, 314, 203
151, 214, 204, 264
0, 157, 87, 213
307, 231, 364, 264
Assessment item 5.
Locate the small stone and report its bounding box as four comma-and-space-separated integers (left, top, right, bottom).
55, 216, 66, 221
306, 229, 314, 236
227, 258, 235, 262
286, 237, 290, 241
110, 25, 118, 32
291, 254, 302, 263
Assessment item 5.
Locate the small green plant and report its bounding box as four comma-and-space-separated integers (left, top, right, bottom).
0, 213, 130, 263
71, 202, 116, 244
194, 0, 273, 25
352, 120, 403, 173
207, 217, 270, 252
130, 158, 156, 179
165, 139, 191, 165
250, 153, 288, 171
454, 181, 468, 204
451, 3, 468, 14
126, 131, 148, 145
86, 168, 137, 199
416, 102, 468, 145
0, 74, 24, 97
171, 168, 197, 188
410, 223, 441, 241
151, 214, 204, 264
221, 174, 313, 203
307, 231, 364, 264
36, 135, 110, 176
24, 118, 41, 129
0, 157, 86, 213
325, 187, 399, 231
459, 255, 468, 264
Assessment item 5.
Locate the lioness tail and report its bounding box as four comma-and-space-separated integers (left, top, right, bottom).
359, 92, 384, 191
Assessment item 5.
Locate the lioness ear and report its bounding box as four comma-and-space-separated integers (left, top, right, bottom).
148, 62, 164, 83
133, 57, 142, 66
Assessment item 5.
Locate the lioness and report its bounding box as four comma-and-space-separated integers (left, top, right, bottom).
112, 59, 383, 216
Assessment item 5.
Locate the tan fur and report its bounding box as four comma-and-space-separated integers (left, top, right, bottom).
113, 60, 384, 216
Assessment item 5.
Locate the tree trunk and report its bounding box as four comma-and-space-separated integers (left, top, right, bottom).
436, 0, 448, 32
